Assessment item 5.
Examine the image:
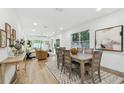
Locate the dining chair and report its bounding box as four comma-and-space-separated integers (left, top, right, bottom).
56, 48, 60, 68
85, 51, 103, 83
56, 48, 63, 70
77, 48, 83, 53
63, 50, 80, 79
58, 47, 66, 70
84, 48, 93, 54
84, 48, 93, 74
55, 48, 59, 54
60, 47, 66, 51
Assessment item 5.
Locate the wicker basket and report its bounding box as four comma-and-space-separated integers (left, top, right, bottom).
70, 48, 78, 55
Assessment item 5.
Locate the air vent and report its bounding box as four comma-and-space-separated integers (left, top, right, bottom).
55, 8, 64, 12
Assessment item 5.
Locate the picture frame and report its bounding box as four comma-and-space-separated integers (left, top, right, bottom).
10, 35, 14, 45
0, 29, 7, 48
5, 23, 11, 39
12, 28, 16, 40
95, 25, 123, 52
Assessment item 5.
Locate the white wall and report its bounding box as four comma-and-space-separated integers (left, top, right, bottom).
0, 9, 22, 62
57, 9, 124, 72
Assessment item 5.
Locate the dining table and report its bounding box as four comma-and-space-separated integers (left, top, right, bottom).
71, 53, 93, 83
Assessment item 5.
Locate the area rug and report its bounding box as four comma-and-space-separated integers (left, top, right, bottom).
46, 57, 124, 84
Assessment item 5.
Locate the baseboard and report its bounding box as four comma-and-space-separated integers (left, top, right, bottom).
101, 66, 124, 78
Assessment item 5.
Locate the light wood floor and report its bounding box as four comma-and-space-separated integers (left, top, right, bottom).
15, 58, 59, 84
9, 55, 124, 84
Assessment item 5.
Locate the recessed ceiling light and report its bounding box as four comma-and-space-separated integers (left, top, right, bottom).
60, 27, 63, 30
96, 8, 102, 11
53, 32, 55, 33
33, 22, 38, 26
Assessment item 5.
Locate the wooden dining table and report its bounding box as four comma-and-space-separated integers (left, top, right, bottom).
71, 53, 93, 83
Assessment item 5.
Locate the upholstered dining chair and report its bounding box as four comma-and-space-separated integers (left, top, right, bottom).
56, 48, 59, 68
85, 51, 103, 83
77, 48, 83, 53
55, 48, 59, 55
56, 48, 64, 72
84, 48, 94, 73
84, 48, 93, 54
60, 47, 66, 51
63, 50, 80, 79
60, 47, 66, 71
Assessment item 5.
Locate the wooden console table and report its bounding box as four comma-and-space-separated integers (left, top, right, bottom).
0, 53, 26, 84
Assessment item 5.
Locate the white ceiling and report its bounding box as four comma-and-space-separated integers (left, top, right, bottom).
15, 8, 121, 37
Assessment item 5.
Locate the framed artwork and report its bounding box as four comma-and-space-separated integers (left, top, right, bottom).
95, 25, 123, 52
12, 28, 16, 40
0, 29, 7, 48
10, 36, 14, 45
5, 23, 11, 39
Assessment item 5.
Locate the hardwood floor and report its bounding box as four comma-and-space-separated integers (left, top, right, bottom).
15, 58, 59, 84
5, 55, 124, 84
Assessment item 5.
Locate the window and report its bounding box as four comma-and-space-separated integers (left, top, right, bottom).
72, 33, 79, 41
80, 30, 89, 48
71, 30, 89, 48
32, 40, 42, 49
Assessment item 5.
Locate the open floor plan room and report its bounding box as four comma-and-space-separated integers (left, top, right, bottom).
0, 8, 124, 84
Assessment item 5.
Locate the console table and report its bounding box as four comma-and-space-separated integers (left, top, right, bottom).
0, 53, 26, 84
